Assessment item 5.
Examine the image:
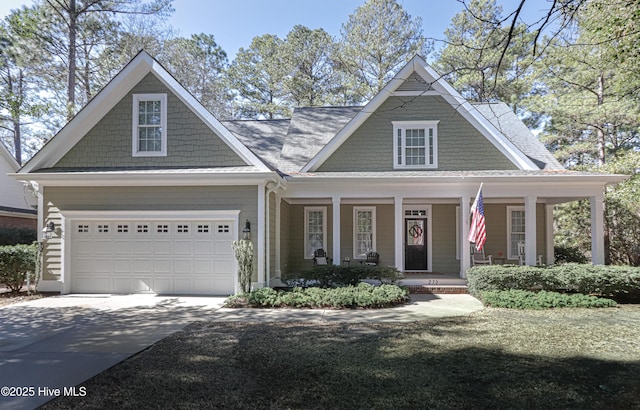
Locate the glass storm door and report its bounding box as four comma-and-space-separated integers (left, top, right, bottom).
405, 218, 427, 270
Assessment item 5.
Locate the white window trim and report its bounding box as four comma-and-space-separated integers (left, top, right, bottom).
353, 206, 377, 259
132, 93, 167, 157
507, 206, 525, 259
304, 207, 327, 259
392, 120, 439, 169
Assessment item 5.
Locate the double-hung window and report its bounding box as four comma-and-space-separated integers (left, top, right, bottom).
354, 207, 376, 259
304, 207, 326, 259
393, 121, 438, 169
133, 94, 167, 156
507, 206, 526, 259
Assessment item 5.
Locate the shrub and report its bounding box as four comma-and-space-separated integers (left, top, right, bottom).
224, 283, 409, 309
0, 227, 37, 246
479, 289, 617, 309
285, 265, 401, 288
0, 244, 37, 292
467, 264, 640, 298
554, 245, 588, 264
231, 240, 253, 293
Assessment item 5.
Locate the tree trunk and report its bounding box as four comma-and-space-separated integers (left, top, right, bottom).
12, 69, 24, 165
67, 0, 77, 120
596, 73, 605, 166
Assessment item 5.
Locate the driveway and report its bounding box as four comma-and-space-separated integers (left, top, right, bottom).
0, 295, 226, 410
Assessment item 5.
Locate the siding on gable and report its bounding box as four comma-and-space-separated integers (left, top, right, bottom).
54, 73, 247, 169
317, 96, 518, 172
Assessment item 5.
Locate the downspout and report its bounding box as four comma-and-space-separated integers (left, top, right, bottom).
265, 179, 283, 287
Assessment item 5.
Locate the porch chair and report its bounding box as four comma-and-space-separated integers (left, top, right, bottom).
313, 248, 331, 266
517, 241, 543, 266
360, 251, 380, 266
471, 244, 492, 265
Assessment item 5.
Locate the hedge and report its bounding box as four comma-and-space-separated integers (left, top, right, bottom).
224, 282, 410, 309
480, 289, 617, 309
284, 265, 401, 288
467, 264, 640, 297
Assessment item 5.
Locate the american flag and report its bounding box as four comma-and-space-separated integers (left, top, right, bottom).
468, 184, 486, 251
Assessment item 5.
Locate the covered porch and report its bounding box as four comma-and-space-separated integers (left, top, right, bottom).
262, 173, 620, 288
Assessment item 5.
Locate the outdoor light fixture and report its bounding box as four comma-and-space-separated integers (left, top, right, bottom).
242, 219, 251, 240
43, 221, 56, 240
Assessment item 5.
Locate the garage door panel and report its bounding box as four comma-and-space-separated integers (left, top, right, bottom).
94, 258, 113, 273
153, 259, 172, 273
71, 218, 235, 295
174, 240, 194, 255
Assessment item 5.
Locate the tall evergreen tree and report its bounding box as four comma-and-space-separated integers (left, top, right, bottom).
336, 0, 429, 103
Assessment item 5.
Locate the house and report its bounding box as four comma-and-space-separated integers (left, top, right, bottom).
12, 51, 627, 295
1, 142, 36, 230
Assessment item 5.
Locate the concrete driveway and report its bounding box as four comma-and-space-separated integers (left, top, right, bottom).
0, 293, 482, 409
0, 295, 226, 410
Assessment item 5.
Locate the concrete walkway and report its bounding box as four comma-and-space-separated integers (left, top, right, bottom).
0, 293, 482, 409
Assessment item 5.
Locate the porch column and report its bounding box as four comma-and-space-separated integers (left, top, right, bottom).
545, 204, 554, 265
257, 183, 266, 287
524, 195, 537, 266
590, 193, 605, 265
460, 195, 471, 278
394, 196, 403, 271
332, 196, 341, 265
275, 192, 282, 277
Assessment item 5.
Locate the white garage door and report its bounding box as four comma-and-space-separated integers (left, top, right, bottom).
70, 219, 236, 295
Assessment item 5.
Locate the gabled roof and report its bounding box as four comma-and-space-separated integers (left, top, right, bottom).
222, 119, 290, 170
1, 141, 19, 171
473, 102, 564, 170
19, 51, 270, 174
278, 106, 361, 174
302, 55, 539, 172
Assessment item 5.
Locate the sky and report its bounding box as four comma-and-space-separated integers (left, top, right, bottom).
0, 0, 548, 61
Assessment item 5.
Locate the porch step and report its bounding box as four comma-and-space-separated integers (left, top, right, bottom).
405, 285, 469, 294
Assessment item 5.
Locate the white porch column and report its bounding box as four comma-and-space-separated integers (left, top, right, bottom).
332, 196, 341, 265
545, 204, 555, 265
275, 192, 281, 277
394, 196, 403, 271
524, 195, 537, 266
460, 195, 471, 278
257, 183, 265, 287
590, 194, 605, 265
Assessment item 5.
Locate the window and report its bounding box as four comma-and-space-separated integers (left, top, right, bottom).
393, 121, 438, 169
507, 207, 526, 259
136, 224, 149, 233
304, 207, 326, 259
176, 224, 190, 234
133, 94, 167, 156
156, 224, 169, 233
116, 224, 129, 233
197, 224, 210, 233
354, 207, 376, 259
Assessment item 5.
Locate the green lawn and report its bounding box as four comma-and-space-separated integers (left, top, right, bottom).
44, 306, 640, 410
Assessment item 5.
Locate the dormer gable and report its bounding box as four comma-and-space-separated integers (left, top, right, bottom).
303, 55, 538, 173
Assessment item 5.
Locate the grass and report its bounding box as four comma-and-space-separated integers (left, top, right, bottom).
43, 305, 640, 410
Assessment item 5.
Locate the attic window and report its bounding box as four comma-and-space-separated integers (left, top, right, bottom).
132, 94, 167, 157
392, 121, 439, 169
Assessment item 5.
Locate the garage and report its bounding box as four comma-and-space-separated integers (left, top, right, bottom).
68, 214, 238, 295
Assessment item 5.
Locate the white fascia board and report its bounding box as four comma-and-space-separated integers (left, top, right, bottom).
148, 60, 269, 172
60, 209, 241, 220
9, 170, 281, 187
20, 52, 155, 173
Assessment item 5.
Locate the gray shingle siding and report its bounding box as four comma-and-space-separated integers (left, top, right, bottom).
317, 96, 517, 172
54, 73, 247, 169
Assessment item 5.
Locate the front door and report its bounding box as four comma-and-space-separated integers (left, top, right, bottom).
405, 218, 427, 270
